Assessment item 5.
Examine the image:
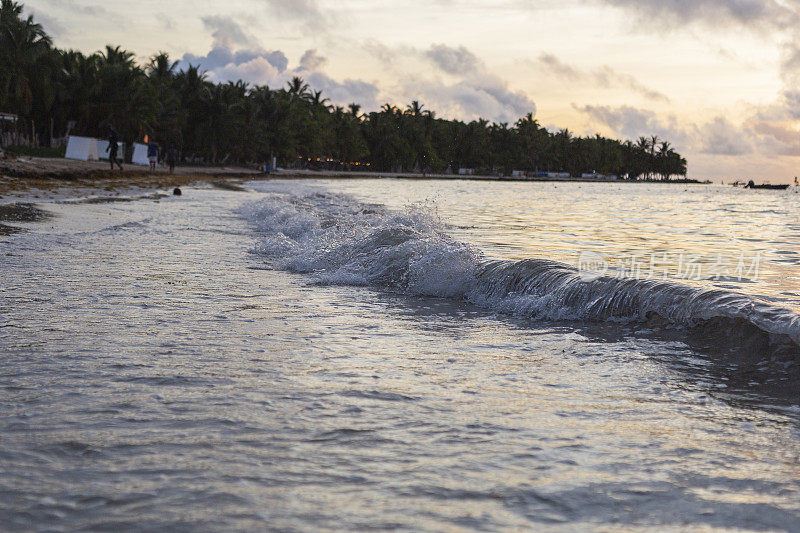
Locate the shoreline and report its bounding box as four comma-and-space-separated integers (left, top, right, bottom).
0, 156, 262, 201
1, 157, 711, 198
272, 169, 710, 184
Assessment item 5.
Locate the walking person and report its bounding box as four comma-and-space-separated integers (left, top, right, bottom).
147, 139, 160, 172
107, 127, 123, 171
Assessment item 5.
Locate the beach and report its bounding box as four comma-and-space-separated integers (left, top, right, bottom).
0, 156, 712, 201
0, 155, 264, 200
2, 173, 800, 531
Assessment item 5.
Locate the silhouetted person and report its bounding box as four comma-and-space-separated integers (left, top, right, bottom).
147, 140, 160, 172
107, 127, 123, 171
166, 143, 177, 174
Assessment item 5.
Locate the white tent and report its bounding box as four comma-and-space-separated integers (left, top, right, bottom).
97, 140, 124, 160
131, 143, 149, 165
65, 136, 99, 161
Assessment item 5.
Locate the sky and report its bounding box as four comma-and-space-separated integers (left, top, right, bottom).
23, 0, 800, 181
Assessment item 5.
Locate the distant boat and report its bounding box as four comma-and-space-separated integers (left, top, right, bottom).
743, 180, 789, 190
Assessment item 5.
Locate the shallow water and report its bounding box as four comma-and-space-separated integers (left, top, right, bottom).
1, 179, 799, 531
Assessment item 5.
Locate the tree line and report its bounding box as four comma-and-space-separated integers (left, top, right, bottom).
0, 0, 687, 179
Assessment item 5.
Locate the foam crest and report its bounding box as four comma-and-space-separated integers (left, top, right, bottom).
240, 188, 800, 352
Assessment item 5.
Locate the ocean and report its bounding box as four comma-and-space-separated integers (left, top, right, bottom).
2, 178, 799, 531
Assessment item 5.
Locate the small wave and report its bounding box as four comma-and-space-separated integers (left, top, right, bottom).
239, 188, 800, 355
339, 389, 419, 402
60, 192, 168, 204
96, 219, 151, 233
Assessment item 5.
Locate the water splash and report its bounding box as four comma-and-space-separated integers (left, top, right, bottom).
239, 189, 800, 354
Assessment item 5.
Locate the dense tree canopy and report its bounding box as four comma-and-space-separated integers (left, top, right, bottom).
0, 0, 687, 179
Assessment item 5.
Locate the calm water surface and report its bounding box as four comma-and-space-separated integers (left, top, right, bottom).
1, 179, 799, 531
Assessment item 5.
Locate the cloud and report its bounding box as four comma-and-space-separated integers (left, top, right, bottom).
182, 45, 288, 76
31, 0, 114, 34
594, 66, 669, 102
577, 101, 798, 177
744, 93, 800, 156
537, 53, 582, 81
404, 73, 536, 123
27, 7, 67, 38
425, 44, 482, 75
181, 24, 379, 108
305, 72, 380, 109
260, 0, 331, 32
536, 53, 670, 102
362, 39, 403, 65
215, 57, 285, 86
750, 121, 800, 155
202, 15, 256, 48
181, 16, 288, 80
590, 0, 800, 93
361, 41, 537, 122
40, 0, 109, 17
297, 49, 328, 72
577, 104, 761, 156
158, 13, 176, 31
782, 40, 800, 86
364, 41, 484, 77
577, 104, 686, 143
585, 0, 800, 155
781, 90, 800, 120
593, 0, 797, 31
287, 49, 379, 107
697, 116, 752, 155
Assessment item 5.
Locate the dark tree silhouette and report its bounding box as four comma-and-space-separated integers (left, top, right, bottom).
0, 1, 688, 179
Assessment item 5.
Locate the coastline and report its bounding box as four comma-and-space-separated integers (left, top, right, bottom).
271, 169, 710, 184
1, 156, 710, 199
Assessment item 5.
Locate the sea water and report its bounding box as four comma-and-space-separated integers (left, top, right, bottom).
1, 179, 799, 531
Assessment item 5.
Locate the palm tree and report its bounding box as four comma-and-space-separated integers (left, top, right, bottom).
90, 45, 155, 141
649, 134, 660, 178
101, 45, 135, 67
147, 51, 178, 81
0, 0, 52, 116
515, 112, 545, 171
307, 89, 330, 109
405, 100, 424, 117
347, 102, 361, 119
0, 0, 22, 20
287, 76, 309, 99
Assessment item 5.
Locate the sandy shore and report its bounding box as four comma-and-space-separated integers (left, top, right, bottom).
0, 155, 262, 179
0, 155, 263, 201
0, 155, 714, 205
0, 157, 262, 234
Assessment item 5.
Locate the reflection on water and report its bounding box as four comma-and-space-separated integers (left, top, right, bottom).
0, 180, 799, 531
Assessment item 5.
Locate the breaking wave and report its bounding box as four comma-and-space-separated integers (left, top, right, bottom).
239, 188, 800, 354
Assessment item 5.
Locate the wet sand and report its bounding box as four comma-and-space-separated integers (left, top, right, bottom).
0, 156, 263, 201
0, 203, 52, 235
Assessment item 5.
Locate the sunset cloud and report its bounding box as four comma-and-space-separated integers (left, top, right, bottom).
592, 0, 797, 30
260, 0, 333, 32
536, 54, 670, 102
425, 44, 482, 75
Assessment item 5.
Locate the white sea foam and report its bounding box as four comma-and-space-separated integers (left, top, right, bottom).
239, 187, 800, 351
